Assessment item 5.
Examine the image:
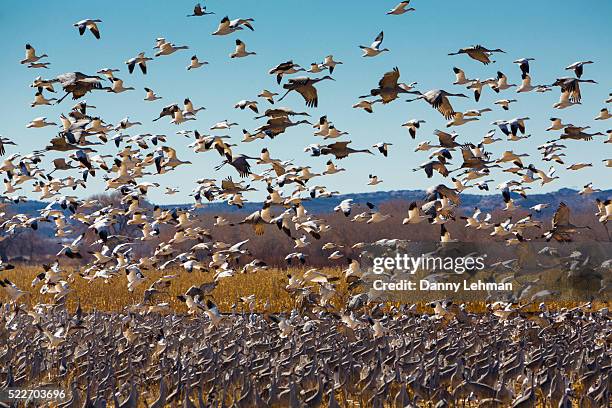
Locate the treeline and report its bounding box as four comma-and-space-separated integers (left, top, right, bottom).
1, 195, 608, 267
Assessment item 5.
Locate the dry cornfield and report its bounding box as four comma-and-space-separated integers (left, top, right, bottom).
1, 264, 607, 314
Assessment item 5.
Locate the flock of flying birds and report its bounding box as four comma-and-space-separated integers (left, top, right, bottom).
0, 1, 611, 406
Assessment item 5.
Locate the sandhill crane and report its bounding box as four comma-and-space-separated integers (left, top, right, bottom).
27, 61, 50, 69
448, 45, 505, 65
387, 1, 415, 15
0, 137, 16, 156
560, 125, 603, 140
359, 31, 389, 57
360, 67, 416, 103
231, 39, 256, 58
406, 89, 469, 119
212, 16, 255, 35
551, 77, 597, 103
433, 129, 462, 148
256, 117, 311, 138
74, 19, 102, 39
51, 72, 104, 103
553, 90, 580, 109
543, 202, 591, 241
565, 60, 593, 78
269, 60, 305, 84
20, 43, 48, 64
513, 57, 535, 75
413, 159, 449, 178
255, 107, 310, 120
125, 52, 153, 74
278, 76, 334, 108
215, 153, 257, 177
307, 141, 372, 159
153, 104, 180, 122
187, 55, 208, 70
187, 3, 214, 16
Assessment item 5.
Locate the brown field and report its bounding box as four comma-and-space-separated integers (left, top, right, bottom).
1, 264, 607, 314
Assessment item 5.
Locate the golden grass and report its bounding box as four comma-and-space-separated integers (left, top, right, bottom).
0, 265, 607, 314
0, 265, 338, 313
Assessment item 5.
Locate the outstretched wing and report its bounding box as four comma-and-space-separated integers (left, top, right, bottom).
379, 67, 399, 89
468, 46, 492, 64
327, 141, 351, 150
552, 202, 570, 228
560, 80, 582, 103
371, 31, 384, 48
295, 84, 318, 108
431, 94, 455, 119
436, 130, 455, 146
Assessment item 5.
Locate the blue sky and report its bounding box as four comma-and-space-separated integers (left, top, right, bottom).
0, 0, 611, 204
